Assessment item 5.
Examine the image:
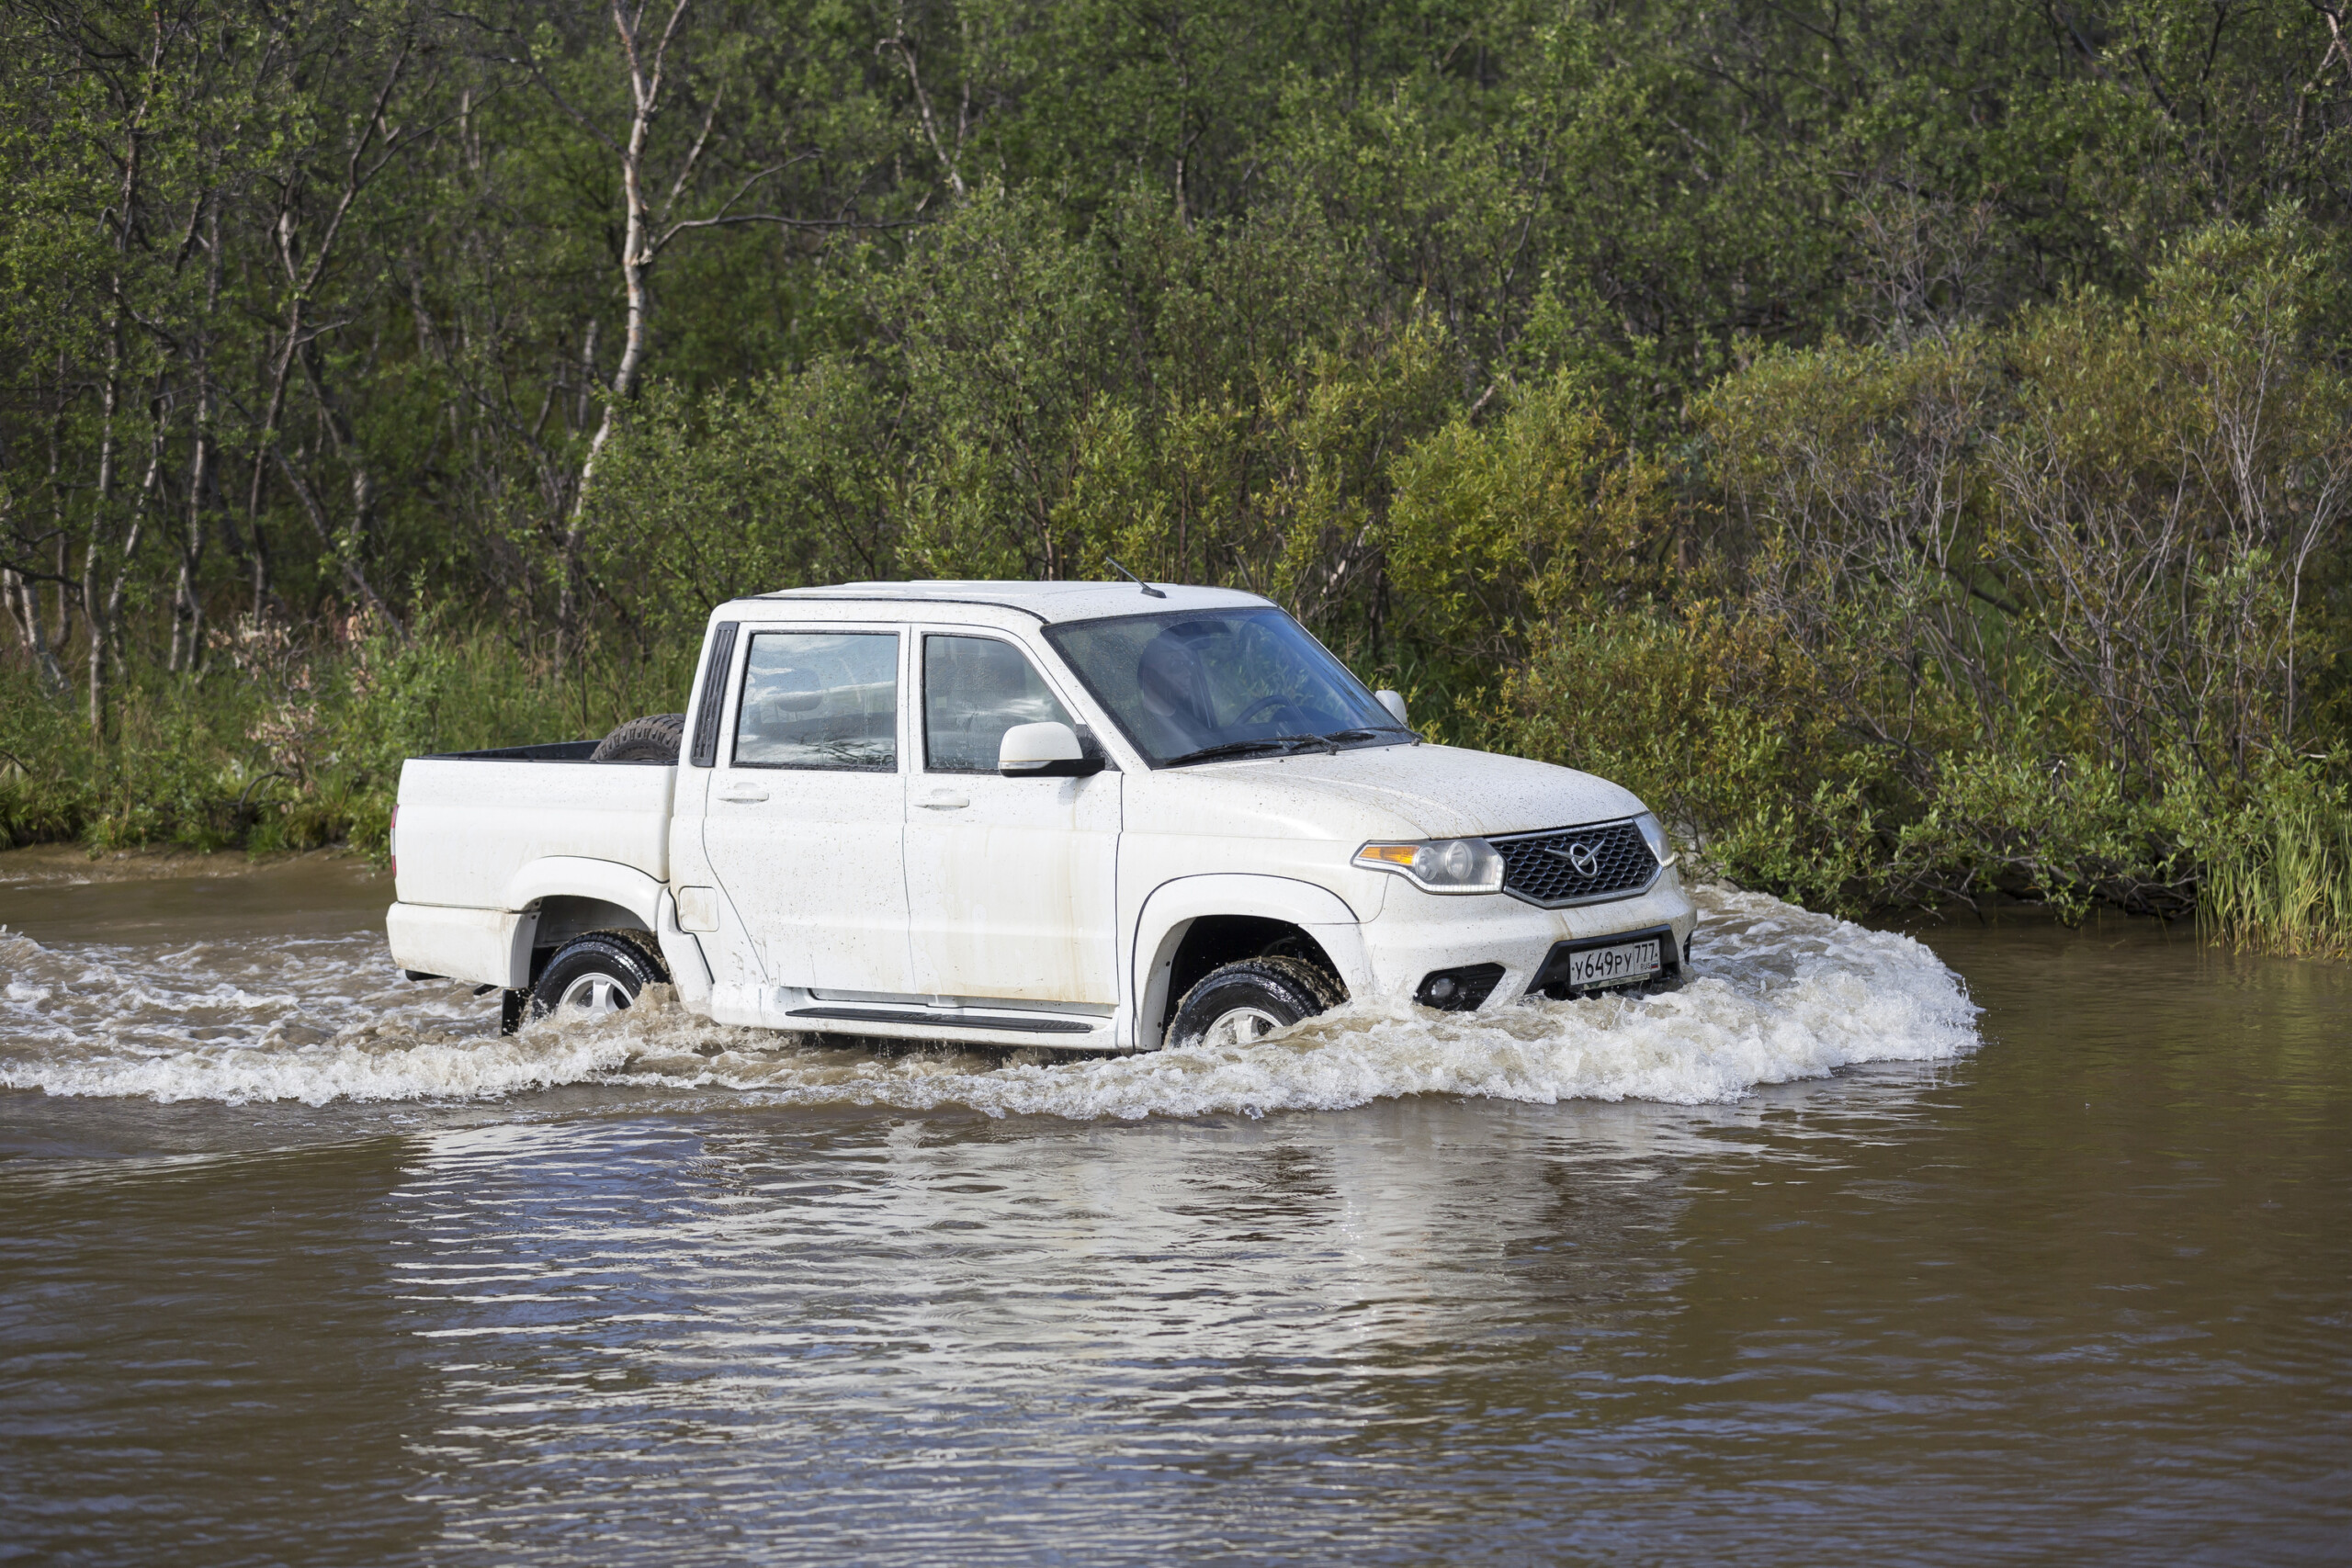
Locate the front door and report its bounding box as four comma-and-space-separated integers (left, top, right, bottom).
903, 629, 1121, 1005
701, 626, 916, 995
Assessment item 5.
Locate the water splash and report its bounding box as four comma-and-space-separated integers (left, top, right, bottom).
0, 886, 1977, 1114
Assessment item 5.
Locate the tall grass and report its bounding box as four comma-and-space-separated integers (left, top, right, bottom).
2199, 794, 2352, 960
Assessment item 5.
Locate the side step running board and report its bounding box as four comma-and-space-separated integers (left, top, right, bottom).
787, 1006, 1096, 1035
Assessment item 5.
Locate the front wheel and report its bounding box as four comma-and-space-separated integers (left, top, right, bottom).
1167, 957, 1340, 1049
526, 931, 669, 1025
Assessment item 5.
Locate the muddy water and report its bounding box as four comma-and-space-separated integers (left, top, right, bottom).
0, 855, 2346, 1564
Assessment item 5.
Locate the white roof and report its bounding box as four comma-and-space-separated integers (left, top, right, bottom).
745, 579, 1272, 625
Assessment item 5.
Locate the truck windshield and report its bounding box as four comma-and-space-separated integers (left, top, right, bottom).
1045, 607, 1412, 768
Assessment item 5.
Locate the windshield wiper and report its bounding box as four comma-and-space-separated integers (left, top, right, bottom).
1307, 727, 1419, 750
1160, 736, 1328, 767
1163, 728, 1415, 767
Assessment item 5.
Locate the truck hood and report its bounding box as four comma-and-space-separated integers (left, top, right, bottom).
1136, 742, 1648, 841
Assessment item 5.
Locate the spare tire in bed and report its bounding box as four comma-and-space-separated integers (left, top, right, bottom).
591, 712, 687, 761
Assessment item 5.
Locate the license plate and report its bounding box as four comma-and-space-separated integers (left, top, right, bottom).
1560, 938, 1662, 991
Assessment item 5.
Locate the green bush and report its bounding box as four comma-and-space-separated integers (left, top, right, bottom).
6, 209, 2348, 962
0, 615, 686, 861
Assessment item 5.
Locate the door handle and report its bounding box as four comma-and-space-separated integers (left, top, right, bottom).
718, 785, 770, 804
918, 792, 970, 810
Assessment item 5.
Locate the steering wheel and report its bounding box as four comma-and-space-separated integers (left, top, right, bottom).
1234, 694, 1308, 727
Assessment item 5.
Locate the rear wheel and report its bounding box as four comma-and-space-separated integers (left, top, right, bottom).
591, 713, 686, 761
526, 931, 668, 1024
1167, 956, 1340, 1049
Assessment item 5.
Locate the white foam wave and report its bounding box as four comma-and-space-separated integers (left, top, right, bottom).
0, 886, 1978, 1113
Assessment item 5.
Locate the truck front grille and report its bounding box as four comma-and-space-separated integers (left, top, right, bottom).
1492, 819, 1660, 908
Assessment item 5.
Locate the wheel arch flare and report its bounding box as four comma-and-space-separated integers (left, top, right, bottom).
1130, 874, 1371, 1050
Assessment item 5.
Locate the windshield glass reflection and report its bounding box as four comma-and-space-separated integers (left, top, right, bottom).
1046, 608, 1410, 767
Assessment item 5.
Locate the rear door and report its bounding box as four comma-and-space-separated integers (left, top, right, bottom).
903, 627, 1121, 1005
701, 624, 917, 994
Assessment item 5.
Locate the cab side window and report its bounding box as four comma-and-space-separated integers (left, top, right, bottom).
733, 632, 899, 770
923, 635, 1077, 773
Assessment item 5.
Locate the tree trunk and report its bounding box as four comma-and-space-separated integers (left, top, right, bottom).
172, 198, 224, 673
85, 18, 165, 738
559, 0, 691, 671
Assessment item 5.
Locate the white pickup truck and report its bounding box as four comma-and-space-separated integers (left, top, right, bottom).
387, 580, 1697, 1050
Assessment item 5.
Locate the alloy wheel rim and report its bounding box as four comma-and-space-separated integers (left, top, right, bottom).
557, 972, 630, 1017
1201, 1005, 1283, 1046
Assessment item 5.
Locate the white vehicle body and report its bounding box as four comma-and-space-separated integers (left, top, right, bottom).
387, 581, 1698, 1050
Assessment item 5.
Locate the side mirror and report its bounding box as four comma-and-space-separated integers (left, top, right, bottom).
1000, 721, 1105, 778
1374, 689, 1409, 728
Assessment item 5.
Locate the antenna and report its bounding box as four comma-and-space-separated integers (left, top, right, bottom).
1104, 558, 1167, 599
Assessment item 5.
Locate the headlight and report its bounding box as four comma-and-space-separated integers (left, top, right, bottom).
1353, 837, 1505, 894
1633, 810, 1676, 867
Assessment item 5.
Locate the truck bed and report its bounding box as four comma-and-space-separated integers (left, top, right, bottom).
392, 745, 677, 910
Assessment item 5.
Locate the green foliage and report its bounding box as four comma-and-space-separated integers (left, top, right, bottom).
1387, 373, 1672, 694
585, 361, 899, 641
1490, 605, 1898, 912
1478, 211, 2351, 939
2198, 766, 2352, 960
0, 614, 674, 859
6, 0, 2352, 958
586, 188, 1465, 663
0, 666, 94, 847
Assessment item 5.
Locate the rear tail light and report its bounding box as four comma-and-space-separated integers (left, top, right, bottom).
390, 805, 398, 880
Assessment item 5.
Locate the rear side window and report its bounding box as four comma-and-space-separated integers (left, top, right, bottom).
732, 632, 899, 771
687, 621, 740, 767
923, 635, 1076, 772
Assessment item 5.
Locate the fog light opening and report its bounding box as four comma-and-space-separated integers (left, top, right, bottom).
1415, 963, 1505, 1012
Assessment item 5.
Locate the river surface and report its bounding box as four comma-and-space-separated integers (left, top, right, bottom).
0, 852, 2346, 1565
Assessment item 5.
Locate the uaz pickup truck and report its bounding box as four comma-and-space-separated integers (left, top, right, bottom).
386, 580, 1697, 1050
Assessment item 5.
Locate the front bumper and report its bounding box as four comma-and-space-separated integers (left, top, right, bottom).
1356, 864, 1698, 1010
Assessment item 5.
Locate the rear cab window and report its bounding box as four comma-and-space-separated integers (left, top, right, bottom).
733, 631, 900, 771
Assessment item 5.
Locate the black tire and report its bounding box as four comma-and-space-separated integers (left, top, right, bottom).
591, 712, 687, 762
1167, 956, 1341, 1049
525, 931, 669, 1024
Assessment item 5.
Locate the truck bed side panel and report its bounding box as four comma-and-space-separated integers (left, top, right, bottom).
393, 756, 677, 910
